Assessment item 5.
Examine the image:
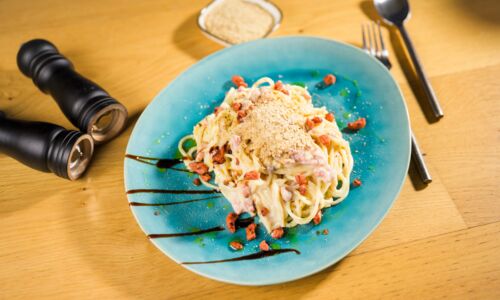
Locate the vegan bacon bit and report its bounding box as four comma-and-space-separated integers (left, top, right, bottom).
296, 174, 308, 195
189, 162, 209, 175
244, 170, 260, 180
325, 113, 334, 122
305, 118, 315, 131
237, 110, 247, 121
353, 178, 362, 187
298, 184, 307, 196
312, 116, 322, 124
232, 75, 248, 88
318, 134, 331, 147
246, 223, 257, 241
214, 106, 222, 115
313, 210, 323, 225
232, 102, 242, 111
274, 80, 283, 90
323, 74, 336, 86
229, 241, 244, 251
295, 174, 307, 185
274, 80, 289, 95
260, 207, 269, 216
211, 146, 225, 164
226, 212, 238, 233
200, 173, 211, 182
347, 117, 367, 130
193, 178, 201, 186
271, 227, 284, 239
259, 240, 270, 251
322, 229, 329, 235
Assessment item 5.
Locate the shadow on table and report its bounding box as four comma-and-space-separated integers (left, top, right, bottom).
408, 156, 429, 191
63, 188, 345, 298
172, 13, 222, 60
359, 0, 440, 124
455, 0, 500, 25
67, 198, 343, 300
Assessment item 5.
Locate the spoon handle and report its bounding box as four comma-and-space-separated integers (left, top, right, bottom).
398, 25, 444, 119
411, 132, 432, 184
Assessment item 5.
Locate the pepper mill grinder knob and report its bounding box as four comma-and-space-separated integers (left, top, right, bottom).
17, 39, 128, 144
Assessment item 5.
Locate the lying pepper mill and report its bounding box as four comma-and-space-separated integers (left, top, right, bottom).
17, 39, 128, 143
0, 112, 94, 180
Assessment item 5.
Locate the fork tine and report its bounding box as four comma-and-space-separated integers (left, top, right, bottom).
377, 21, 387, 54
372, 22, 379, 57
366, 23, 374, 56
362, 24, 367, 51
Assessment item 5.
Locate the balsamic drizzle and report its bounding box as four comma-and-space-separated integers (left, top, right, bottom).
127, 189, 220, 195
148, 226, 225, 239
125, 154, 189, 172
125, 153, 219, 195
236, 217, 255, 229
181, 249, 301, 265
126, 153, 301, 265
129, 195, 223, 207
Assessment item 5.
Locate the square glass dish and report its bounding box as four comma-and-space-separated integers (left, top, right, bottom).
197, 0, 283, 46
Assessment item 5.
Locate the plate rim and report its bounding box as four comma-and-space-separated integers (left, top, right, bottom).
123, 35, 411, 286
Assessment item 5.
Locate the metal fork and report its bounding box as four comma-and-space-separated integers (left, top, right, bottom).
362, 21, 432, 184
362, 21, 392, 69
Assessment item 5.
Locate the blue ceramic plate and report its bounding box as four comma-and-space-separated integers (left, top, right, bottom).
124, 36, 410, 285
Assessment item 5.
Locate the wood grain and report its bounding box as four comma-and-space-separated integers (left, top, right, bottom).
0, 0, 499, 299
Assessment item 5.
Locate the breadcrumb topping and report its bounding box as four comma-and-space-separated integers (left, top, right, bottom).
234, 99, 315, 167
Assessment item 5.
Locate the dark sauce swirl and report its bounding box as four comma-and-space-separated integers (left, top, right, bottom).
182, 249, 301, 265
125, 154, 189, 172
148, 226, 224, 239
129, 195, 222, 206
127, 189, 219, 195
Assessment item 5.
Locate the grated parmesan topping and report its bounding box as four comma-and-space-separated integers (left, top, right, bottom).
233, 98, 316, 168
204, 0, 274, 44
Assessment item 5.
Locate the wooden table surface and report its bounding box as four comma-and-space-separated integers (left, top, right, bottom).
1, 0, 499, 299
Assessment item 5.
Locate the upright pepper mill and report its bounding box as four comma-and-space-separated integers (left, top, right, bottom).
17, 39, 128, 144
0, 112, 94, 180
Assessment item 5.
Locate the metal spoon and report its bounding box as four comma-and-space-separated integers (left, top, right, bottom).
374, 0, 444, 119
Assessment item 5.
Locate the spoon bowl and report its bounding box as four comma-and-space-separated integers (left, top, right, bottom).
372, 0, 444, 119
374, 0, 410, 26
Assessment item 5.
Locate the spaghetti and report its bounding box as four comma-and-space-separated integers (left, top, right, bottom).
179, 77, 353, 233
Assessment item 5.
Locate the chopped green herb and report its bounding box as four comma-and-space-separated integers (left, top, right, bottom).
291, 82, 306, 88
343, 112, 351, 119
310, 70, 320, 78
207, 201, 214, 209
336, 120, 345, 129
339, 88, 349, 97
173, 149, 183, 159
194, 237, 205, 247
189, 227, 201, 232
270, 243, 281, 250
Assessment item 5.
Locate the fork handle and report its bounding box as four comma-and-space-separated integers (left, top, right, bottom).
411, 132, 432, 184
398, 24, 444, 119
